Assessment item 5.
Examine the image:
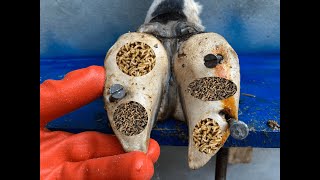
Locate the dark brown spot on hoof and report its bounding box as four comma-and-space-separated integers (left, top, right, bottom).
178, 52, 187, 58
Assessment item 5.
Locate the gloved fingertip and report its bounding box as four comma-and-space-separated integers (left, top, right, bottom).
84, 65, 105, 82
147, 139, 160, 163
64, 65, 105, 79
129, 152, 154, 180
40, 65, 106, 126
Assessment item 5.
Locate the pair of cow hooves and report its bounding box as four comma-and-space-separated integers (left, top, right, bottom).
103, 32, 248, 169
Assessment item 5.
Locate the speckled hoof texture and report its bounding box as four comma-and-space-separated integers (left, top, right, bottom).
113, 101, 148, 136
188, 77, 237, 101
193, 118, 223, 154
116, 42, 156, 77
104, 32, 169, 153
173, 32, 240, 169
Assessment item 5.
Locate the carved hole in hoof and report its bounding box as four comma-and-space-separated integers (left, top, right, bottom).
113, 101, 148, 136
116, 42, 156, 76
193, 118, 223, 154
188, 77, 237, 101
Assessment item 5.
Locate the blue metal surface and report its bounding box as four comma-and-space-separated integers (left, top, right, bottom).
40, 54, 280, 147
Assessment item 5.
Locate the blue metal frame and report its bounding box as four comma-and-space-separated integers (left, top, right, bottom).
40, 54, 280, 147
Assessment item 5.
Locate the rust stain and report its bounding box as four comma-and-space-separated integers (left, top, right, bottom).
212, 45, 230, 62
211, 45, 237, 118
220, 128, 230, 145
222, 97, 238, 118
212, 45, 231, 79
212, 128, 230, 155
215, 65, 227, 78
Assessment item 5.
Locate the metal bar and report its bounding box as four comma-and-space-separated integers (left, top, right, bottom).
215, 148, 229, 180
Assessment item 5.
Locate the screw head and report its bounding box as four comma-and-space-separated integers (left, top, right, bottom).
228, 119, 249, 140
109, 84, 126, 101
204, 54, 223, 68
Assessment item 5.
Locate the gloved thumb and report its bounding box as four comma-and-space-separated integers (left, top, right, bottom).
40, 65, 105, 128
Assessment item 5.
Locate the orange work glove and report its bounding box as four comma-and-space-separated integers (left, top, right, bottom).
40, 66, 160, 180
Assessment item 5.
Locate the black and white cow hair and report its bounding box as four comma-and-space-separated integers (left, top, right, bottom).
138, 0, 205, 54
144, 0, 204, 31
136, 0, 206, 121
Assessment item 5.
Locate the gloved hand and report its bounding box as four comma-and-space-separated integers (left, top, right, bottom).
40, 66, 160, 180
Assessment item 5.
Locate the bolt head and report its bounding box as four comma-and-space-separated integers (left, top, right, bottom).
204, 54, 223, 68
230, 120, 249, 140
109, 84, 126, 100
